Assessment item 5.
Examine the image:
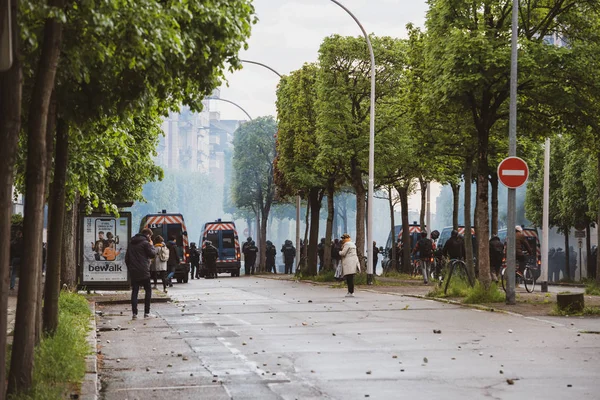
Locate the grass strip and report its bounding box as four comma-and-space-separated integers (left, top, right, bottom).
8, 291, 92, 400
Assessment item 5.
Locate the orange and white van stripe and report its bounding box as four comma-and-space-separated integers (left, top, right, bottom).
203, 223, 236, 231
143, 214, 189, 248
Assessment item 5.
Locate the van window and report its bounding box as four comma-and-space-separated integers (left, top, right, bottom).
150, 226, 162, 240
205, 231, 219, 245
167, 224, 183, 246
222, 231, 235, 249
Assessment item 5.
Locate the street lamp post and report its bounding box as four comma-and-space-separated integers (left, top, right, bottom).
329, 0, 376, 284
207, 97, 253, 121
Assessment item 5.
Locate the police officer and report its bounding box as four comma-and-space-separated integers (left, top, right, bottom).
281, 240, 296, 274
266, 240, 277, 273
202, 240, 219, 279
242, 237, 253, 254
243, 240, 259, 275
189, 242, 200, 279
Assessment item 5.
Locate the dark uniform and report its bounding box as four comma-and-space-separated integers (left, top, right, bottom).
442, 231, 466, 260
317, 238, 325, 272
189, 243, 200, 279
202, 241, 219, 279
281, 240, 296, 274
266, 241, 277, 273
243, 240, 259, 275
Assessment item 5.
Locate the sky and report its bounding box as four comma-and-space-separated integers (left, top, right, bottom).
213, 0, 438, 212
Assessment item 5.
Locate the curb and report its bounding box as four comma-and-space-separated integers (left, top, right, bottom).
94, 296, 172, 305
80, 301, 98, 400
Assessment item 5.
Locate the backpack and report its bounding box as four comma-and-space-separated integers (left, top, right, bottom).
158, 246, 169, 262
418, 238, 433, 258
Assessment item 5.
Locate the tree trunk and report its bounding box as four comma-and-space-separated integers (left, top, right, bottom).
598, 151, 600, 283
586, 222, 591, 279
476, 141, 491, 288
306, 188, 321, 275
61, 193, 78, 289
419, 178, 427, 230
43, 118, 69, 335
451, 182, 460, 231
7, 0, 64, 391
351, 165, 366, 270
564, 229, 571, 281
258, 207, 269, 273
490, 171, 499, 236
464, 158, 475, 281
388, 186, 396, 272
323, 180, 334, 271
396, 183, 411, 274
302, 200, 310, 269
0, 1, 22, 391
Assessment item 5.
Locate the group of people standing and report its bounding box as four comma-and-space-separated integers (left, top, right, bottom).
240, 237, 297, 275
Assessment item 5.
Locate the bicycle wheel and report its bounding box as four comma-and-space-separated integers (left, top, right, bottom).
501, 267, 507, 292
412, 260, 421, 277
523, 267, 535, 293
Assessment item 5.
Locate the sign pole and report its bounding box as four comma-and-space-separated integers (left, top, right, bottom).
506, 0, 519, 305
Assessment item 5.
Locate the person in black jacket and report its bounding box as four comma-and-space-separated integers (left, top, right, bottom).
266, 240, 277, 273
243, 240, 259, 275
125, 228, 157, 319
166, 236, 180, 287
489, 236, 504, 282
281, 240, 296, 274
202, 240, 219, 279
189, 242, 200, 279
442, 230, 465, 261
317, 238, 325, 272
10, 230, 23, 290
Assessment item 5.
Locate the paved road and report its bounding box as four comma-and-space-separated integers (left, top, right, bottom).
97, 276, 600, 400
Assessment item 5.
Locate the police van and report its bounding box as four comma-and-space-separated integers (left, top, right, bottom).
139, 211, 191, 283
381, 222, 422, 270
199, 219, 241, 277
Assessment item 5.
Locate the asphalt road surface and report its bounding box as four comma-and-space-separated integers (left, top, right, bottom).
96, 276, 600, 400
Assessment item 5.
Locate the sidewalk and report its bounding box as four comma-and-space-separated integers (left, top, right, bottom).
261, 274, 600, 317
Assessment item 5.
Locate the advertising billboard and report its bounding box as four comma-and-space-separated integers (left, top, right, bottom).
79, 212, 131, 289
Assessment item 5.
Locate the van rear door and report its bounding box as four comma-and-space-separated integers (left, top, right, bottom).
221, 230, 237, 261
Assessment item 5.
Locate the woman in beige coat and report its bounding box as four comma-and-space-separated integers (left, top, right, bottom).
339, 233, 360, 297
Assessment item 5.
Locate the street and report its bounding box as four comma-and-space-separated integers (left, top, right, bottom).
96, 276, 600, 400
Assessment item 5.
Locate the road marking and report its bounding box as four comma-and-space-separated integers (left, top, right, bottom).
111, 385, 220, 391
501, 170, 525, 176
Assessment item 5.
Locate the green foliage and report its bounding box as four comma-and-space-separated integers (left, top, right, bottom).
297, 270, 337, 283
231, 117, 277, 215
585, 281, 600, 296
550, 305, 600, 317
463, 281, 505, 304
8, 292, 91, 400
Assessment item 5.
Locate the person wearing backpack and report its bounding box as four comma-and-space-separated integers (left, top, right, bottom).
151, 235, 170, 293
412, 231, 433, 284
202, 240, 219, 279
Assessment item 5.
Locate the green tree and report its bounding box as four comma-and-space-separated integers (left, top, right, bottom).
424, 0, 584, 288
231, 117, 278, 271
316, 35, 405, 267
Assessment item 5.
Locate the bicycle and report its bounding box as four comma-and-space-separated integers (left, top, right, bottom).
443, 258, 474, 295
500, 258, 536, 293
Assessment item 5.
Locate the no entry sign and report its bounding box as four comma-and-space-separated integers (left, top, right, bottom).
498, 157, 529, 189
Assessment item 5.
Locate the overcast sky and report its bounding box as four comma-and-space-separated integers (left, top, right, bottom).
213, 0, 439, 213
214, 0, 429, 120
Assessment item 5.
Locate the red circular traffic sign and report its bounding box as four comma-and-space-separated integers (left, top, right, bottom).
498, 157, 529, 189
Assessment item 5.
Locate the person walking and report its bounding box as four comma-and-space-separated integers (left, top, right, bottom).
372, 241, 380, 275
331, 239, 341, 271
266, 240, 277, 273
339, 233, 360, 297
151, 235, 169, 293
412, 231, 434, 284
243, 240, 258, 275
442, 230, 465, 261
489, 235, 504, 282
125, 228, 157, 319
202, 240, 219, 279
281, 240, 296, 274
9, 229, 23, 290
317, 238, 325, 272
188, 242, 200, 279
166, 236, 180, 287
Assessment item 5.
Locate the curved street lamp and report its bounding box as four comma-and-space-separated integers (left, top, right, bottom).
206, 96, 253, 121
329, 0, 376, 284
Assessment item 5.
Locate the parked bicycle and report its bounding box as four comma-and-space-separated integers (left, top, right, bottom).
443, 258, 474, 295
